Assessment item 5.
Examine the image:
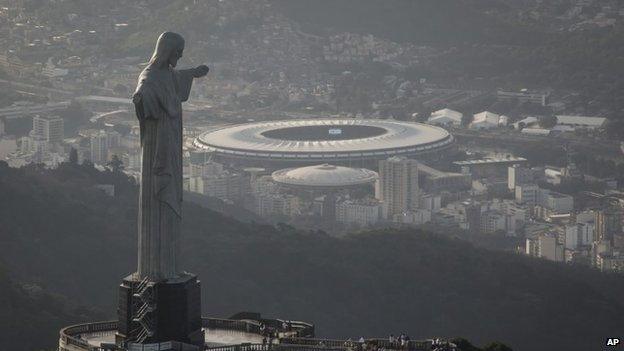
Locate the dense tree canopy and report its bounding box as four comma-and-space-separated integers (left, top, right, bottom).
0, 164, 623, 351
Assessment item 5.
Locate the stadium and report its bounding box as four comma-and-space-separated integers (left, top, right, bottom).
193, 119, 454, 168
272, 164, 379, 190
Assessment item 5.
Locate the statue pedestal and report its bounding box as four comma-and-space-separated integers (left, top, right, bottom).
116, 273, 204, 349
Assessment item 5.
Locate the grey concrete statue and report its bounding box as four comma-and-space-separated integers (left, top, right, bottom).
132, 32, 209, 280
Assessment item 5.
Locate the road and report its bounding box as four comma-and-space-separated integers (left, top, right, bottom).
0, 101, 71, 120
452, 129, 623, 160
0, 78, 75, 98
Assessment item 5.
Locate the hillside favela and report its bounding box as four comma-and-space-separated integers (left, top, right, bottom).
1, 1, 624, 351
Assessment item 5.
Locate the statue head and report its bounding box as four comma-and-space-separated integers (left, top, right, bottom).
149, 31, 185, 68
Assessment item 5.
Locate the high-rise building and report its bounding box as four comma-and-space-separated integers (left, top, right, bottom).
515, 183, 539, 206
190, 161, 223, 178
596, 207, 622, 243
480, 210, 507, 234
376, 157, 419, 218
497, 89, 549, 106
515, 184, 574, 214
596, 253, 624, 273
32, 115, 64, 144
254, 193, 300, 218
90, 132, 108, 164
526, 233, 564, 262
508, 164, 533, 191
539, 190, 574, 213
564, 222, 595, 250
336, 198, 387, 226
313, 194, 337, 222
464, 201, 482, 234
419, 193, 441, 212
394, 208, 431, 225
189, 171, 244, 203
497, 201, 527, 236
19, 131, 49, 163
90, 130, 121, 164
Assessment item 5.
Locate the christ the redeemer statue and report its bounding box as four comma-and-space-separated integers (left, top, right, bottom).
132, 32, 209, 280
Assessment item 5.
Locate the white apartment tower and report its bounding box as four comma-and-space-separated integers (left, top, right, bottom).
376, 156, 419, 218
32, 115, 64, 144
90, 130, 121, 165
526, 233, 564, 262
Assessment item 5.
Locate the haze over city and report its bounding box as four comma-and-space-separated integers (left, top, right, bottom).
1, 1, 623, 351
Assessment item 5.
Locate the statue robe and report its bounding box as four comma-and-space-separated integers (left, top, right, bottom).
133, 65, 194, 280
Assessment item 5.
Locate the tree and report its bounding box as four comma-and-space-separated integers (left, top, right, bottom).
483, 342, 513, 351
107, 154, 124, 173
538, 115, 557, 129
451, 338, 480, 351
61, 101, 92, 136
69, 148, 78, 164
113, 83, 129, 96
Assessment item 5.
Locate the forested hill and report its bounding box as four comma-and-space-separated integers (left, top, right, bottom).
1, 162, 623, 351
272, 0, 540, 45
0, 262, 102, 351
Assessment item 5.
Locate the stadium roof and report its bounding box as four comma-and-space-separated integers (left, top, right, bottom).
194, 119, 453, 160
272, 164, 378, 188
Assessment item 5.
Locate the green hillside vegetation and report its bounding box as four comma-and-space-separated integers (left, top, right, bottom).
272, 0, 541, 45
115, 0, 543, 55
1, 162, 623, 351
0, 262, 101, 351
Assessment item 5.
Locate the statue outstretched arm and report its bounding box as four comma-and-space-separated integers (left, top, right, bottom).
192, 65, 209, 77
175, 65, 209, 102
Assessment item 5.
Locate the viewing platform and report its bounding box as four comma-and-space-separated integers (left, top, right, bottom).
59, 316, 451, 351
59, 316, 313, 351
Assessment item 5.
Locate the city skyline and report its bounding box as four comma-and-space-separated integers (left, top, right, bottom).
1, 1, 623, 351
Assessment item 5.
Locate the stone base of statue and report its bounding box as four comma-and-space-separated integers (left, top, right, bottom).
115, 273, 204, 350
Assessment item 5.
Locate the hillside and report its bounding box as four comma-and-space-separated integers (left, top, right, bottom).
111, 0, 542, 59
11, 0, 624, 128
1, 162, 623, 351
272, 0, 540, 45
0, 262, 101, 351
100, 0, 624, 124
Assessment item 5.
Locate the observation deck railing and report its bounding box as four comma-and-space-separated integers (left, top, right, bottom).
59, 317, 313, 351
59, 321, 118, 351
59, 319, 432, 351
278, 338, 433, 351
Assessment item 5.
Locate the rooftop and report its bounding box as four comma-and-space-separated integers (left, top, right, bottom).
428, 108, 463, 123
454, 157, 527, 166
415, 162, 463, 179
272, 164, 378, 188
521, 128, 551, 135
194, 119, 453, 158
555, 115, 606, 127
472, 111, 500, 124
